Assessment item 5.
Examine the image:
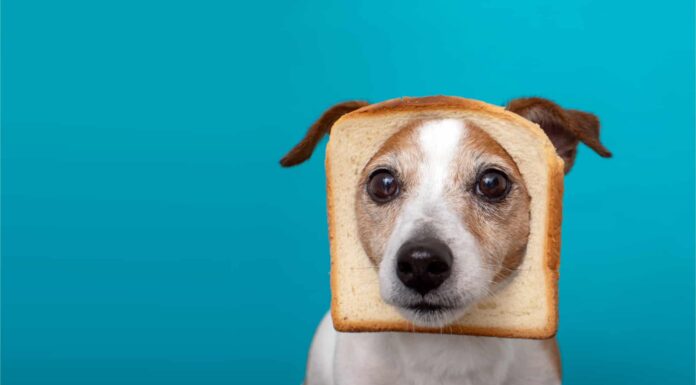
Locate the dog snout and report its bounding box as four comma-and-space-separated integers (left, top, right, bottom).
396, 238, 453, 295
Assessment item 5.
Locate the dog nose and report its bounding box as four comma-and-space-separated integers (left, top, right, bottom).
396, 238, 453, 295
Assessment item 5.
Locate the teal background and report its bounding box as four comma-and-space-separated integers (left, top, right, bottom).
2, 0, 694, 384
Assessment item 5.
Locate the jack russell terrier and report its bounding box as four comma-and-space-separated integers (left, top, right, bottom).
280, 97, 611, 385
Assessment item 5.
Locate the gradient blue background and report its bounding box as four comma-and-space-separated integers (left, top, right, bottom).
2, 0, 694, 384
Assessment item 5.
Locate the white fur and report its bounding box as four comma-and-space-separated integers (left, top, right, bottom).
379, 120, 491, 327
306, 313, 559, 385
303, 119, 560, 385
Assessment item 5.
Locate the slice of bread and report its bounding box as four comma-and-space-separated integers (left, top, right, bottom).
325, 96, 564, 339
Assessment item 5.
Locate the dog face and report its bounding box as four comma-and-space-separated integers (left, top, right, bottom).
280, 96, 611, 327
355, 119, 531, 327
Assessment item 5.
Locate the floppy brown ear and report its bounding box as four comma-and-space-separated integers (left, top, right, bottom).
280, 101, 369, 167
506, 97, 612, 174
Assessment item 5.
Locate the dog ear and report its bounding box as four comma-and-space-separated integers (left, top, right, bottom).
506, 97, 612, 174
280, 101, 370, 167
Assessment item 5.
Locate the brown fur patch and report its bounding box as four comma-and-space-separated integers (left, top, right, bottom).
354, 119, 531, 289
448, 123, 531, 285
280, 100, 369, 167
355, 121, 424, 265
506, 97, 611, 173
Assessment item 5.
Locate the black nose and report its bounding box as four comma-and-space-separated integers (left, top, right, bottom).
396, 238, 453, 295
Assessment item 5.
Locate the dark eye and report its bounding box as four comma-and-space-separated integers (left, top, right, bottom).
367, 169, 400, 203
475, 169, 510, 201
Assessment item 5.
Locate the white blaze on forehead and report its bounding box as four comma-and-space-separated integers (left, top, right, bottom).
417, 119, 465, 197
380, 118, 468, 265
379, 118, 489, 315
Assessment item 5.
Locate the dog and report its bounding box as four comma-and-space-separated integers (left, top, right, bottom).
281, 97, 611, 385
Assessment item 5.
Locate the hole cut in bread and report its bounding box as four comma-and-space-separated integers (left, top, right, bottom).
326, 96, 564, 339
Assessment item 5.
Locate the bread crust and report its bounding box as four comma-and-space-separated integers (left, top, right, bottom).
327, 96, 564, 339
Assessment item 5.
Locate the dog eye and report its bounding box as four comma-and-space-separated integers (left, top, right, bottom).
367, 169, 400, 203
475, 169, 510, 201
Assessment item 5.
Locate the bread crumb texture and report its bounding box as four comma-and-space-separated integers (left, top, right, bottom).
327, 96, 563, 338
